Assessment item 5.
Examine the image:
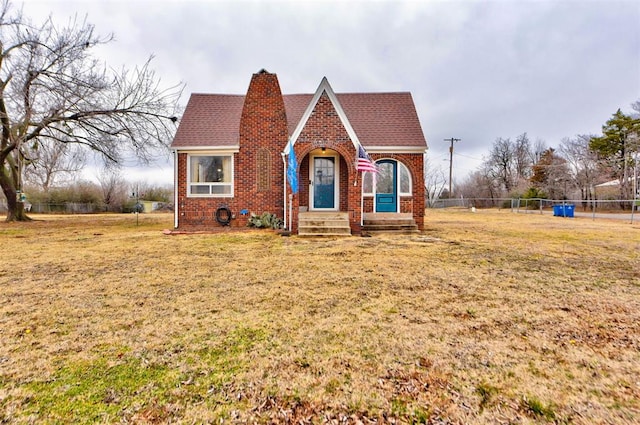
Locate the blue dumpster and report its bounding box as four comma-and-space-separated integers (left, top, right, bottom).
553, 204, 574, 217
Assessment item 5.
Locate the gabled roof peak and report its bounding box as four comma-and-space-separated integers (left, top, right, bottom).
286, 76, 361, 154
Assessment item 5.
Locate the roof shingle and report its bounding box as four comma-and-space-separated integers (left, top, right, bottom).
171, 94, 244, 148
171, 91, 427, 150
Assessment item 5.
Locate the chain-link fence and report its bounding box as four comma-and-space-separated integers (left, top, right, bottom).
0, 201, 103, 214
0, 200, 173, 214
430, 197, 507, 209
429, 197, 640, 223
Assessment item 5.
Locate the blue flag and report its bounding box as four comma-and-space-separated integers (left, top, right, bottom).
287, 144, 298, 194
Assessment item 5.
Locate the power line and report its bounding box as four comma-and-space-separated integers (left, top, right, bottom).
454, 152, 483, 161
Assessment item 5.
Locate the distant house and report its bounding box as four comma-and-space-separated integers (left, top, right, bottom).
170, 70, 428, 235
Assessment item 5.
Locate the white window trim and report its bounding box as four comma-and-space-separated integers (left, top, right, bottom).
399, 161, 412, 196
187, 152, 235, 198
309, 152, 340, 211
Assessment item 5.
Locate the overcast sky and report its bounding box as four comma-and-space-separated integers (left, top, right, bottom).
21, 0, 640, 186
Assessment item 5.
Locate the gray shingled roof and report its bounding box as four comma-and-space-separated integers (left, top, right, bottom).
171, 91, 427, 149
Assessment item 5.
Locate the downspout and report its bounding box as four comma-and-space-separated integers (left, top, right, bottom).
282, 152, 287, 229
173, 149, 179, 229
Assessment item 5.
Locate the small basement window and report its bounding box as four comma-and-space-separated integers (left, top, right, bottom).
188, 154, 233, 197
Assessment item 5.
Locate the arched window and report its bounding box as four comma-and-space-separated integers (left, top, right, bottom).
399, 162, 412, 196
361, 160, 412, 196
363, 171, 374, 195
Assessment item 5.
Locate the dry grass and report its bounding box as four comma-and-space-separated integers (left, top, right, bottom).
0, 210, 639, 424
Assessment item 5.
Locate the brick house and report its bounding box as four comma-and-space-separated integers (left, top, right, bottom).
170, 70, 428, 235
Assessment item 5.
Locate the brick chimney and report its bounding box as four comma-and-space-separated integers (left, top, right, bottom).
236, 70, 288, 220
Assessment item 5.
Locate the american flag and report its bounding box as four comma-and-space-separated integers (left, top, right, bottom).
356, 144, 378, 173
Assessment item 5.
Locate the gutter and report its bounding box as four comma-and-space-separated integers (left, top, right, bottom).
282, 152, 287, 229
173, 149, 178, 229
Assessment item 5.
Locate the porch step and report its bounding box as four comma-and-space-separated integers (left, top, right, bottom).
298, 212, 351, 236
362, 213, 420, 235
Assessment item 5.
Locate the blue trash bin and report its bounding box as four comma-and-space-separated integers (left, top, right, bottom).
564, 204, 575, 217
554, 204, 574, 217
553, 205, 560, 216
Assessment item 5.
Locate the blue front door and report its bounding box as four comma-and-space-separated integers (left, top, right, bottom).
313, 157, 335, 209
376, 160, 397, 212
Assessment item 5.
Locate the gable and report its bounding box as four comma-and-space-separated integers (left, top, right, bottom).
296, 92, 355, 147
286, 77, 360, 154
281, 92, 428, 151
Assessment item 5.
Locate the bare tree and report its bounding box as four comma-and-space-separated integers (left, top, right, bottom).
531, 138, 547, 164
97, 166, 126, 212
23, 140, 86, 192
486, 137, 516, 194
424, 155, 447, 207
514, 132, 532, 182
0, 1, 182, 220
457, 164, 501, 207
559, 135, 599, 207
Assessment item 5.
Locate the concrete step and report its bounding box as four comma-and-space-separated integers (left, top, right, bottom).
300, 212, 349, 219
298, 211, 351, 236
298, 226, 352, 236
362, 214, 419, 235
363, 229, 421, 235
299, 219, 351, 227
363, 223, 419, 231
363, 219, 416, 226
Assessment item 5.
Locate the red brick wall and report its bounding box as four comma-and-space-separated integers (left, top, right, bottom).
175, 71, 287, 229
299, 155, 309, 211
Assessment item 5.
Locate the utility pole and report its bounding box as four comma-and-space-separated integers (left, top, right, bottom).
444, 137, 461, 197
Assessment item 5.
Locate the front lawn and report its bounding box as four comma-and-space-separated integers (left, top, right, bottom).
1, 210, 638, 423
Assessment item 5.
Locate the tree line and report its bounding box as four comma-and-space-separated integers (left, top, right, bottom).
20, 171, 173, 213
427, 102, 640, 208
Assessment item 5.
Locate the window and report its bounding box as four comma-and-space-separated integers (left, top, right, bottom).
363, 172, 374, 195
362, 160, 412, 196
399, 162, 412, 195
188, 154, 233, 196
